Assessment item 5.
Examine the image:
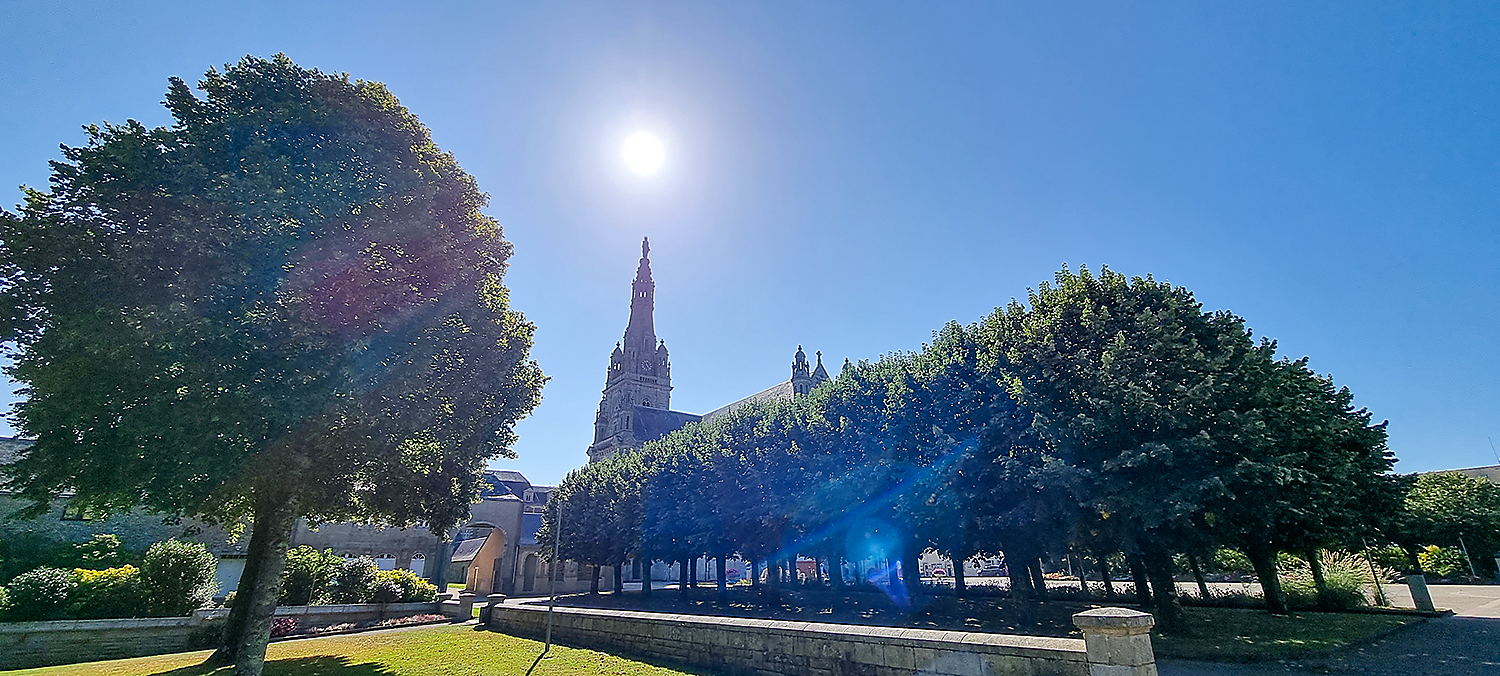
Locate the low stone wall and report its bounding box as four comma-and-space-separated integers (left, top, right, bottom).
0, 602, 443, 670
490, 603, 1157, 676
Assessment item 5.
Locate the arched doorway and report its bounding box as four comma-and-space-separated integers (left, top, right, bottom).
523, 554, 538, 592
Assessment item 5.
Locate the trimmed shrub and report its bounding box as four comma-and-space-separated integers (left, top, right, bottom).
1369, 545, 1411, 573
1210, 549, 1255, 577
6, 567, 74, 621
329, 557, 378, 604
139, 539, 217, 616
280, 546, 341, 606
369, 569, 438, 603
69, 565, 146, 619
0, 586, 9, 616
74, 534, 128, 569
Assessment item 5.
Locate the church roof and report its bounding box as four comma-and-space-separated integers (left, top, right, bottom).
701, 380, 795, 422
631, 406, 702, 444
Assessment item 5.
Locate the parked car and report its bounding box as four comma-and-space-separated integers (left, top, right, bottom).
976, 566, 1007, 577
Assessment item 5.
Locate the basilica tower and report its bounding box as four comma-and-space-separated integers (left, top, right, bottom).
587, 238, 696, 463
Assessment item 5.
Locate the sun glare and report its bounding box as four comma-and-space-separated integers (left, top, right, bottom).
622, 132, 665, 175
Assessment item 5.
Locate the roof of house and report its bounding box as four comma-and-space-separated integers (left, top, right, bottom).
701, 380, 795, 422
630, 406, 702, 444
0, 437, 33, 465
1448, 464, 1500, 484
519, 513, 543, 546
450, 536, 488, 563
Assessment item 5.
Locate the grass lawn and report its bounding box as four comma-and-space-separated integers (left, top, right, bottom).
1152, 607, 1420, 661
5, 624, 705, 676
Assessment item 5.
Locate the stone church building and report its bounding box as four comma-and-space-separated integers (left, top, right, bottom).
577, 238, 834, 587
587, 238, 831, 465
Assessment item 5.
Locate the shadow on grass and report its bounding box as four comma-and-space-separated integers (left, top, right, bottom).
149, 657, 394, 676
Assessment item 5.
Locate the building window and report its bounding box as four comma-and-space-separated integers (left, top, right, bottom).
375, 554, 397, 571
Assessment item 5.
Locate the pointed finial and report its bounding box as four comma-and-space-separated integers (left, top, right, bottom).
815, 350, 822, 362
642, 237, 650, 259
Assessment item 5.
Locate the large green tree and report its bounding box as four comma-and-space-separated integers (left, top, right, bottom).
0, 56, 543, 675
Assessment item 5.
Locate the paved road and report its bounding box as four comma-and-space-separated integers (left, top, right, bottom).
1159, 584, 1500, 676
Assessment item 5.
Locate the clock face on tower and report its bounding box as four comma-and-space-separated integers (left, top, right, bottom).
640, 360, 652, 373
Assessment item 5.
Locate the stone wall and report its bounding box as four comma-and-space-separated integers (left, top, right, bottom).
0, 602, 443, 670
490, 603, 1155, 676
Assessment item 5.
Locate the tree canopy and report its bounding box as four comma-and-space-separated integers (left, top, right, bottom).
0, 55, 543, 675
545, 266, 1399, 630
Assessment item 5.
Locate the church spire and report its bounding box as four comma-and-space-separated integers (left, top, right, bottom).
624, 237, 656, 347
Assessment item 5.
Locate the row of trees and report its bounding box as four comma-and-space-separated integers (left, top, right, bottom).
543, 267, 1399, 631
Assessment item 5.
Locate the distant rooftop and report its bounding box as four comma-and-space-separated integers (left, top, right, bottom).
1444, 464, 1500, 484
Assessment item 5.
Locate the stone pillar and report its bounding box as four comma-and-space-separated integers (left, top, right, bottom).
1405, 574, 1436, 612
1073, 607, 1157, 676
456, 592, 478, 619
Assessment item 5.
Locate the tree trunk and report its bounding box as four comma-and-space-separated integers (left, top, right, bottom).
1188, 552, 1210, 600
1026, 560, 1050, 602
1127, 550, 1152, 606
613, 562, 624, 594
1306, 549, 1328, 602
1401, 544, 1424, 574
716, 555, 727, 604
830, 554, 844, 590
1141, 543, 1185, 633
1246, 543, 1289, 615
590, 565, 600, 595
432, 538, 452, 591
1096, 550, 1115, 598
1005, 550, 1033, 604
751, 560, 760, 588
678, 557, 689, 598
207, 500, 276, 666
689, 557, 698, 589
641, 547, 652, 599
953, 549, 967, 596
230, 495, 299, 676
902, 544, 922, 595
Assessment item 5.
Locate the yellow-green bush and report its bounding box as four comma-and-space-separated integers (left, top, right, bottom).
369, 569, 438, 603
1418, 545, 1469, 578
69, 565, 146, 619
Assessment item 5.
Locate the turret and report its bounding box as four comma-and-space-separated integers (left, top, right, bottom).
792, 345, 813, 396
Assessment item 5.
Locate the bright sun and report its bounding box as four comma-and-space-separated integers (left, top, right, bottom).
622, 132, 665, 175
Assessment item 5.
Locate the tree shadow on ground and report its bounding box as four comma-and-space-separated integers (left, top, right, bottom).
148, 656, 395, 676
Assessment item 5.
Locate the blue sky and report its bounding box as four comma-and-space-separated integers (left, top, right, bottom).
2, 2, 1497, 485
